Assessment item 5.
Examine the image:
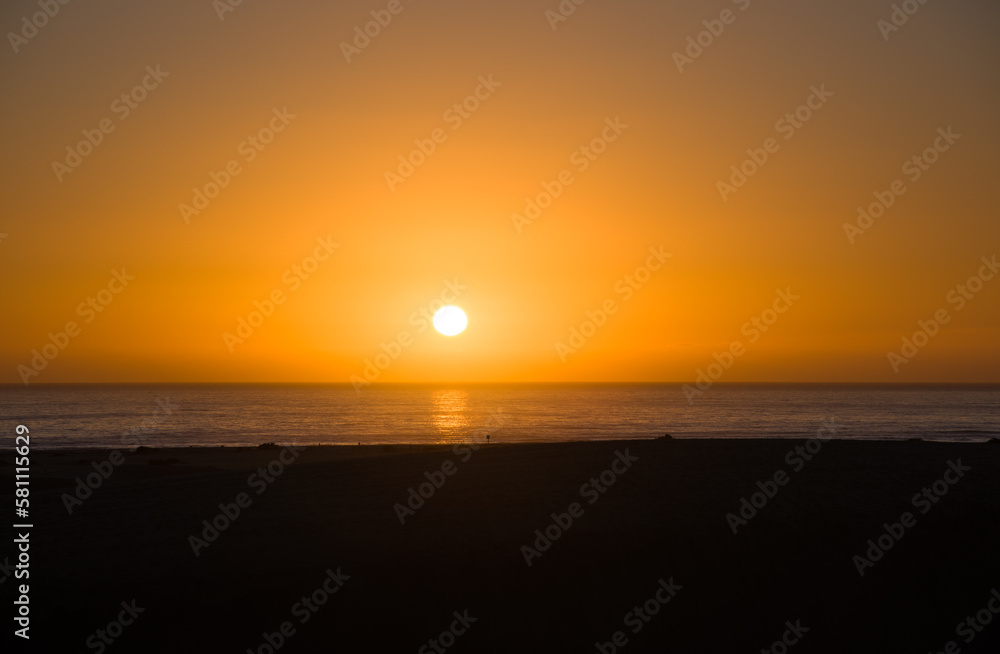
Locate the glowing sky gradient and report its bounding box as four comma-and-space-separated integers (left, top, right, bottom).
1, 0, 998, 383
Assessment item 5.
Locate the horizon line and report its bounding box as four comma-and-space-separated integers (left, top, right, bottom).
2, 381, 999, 387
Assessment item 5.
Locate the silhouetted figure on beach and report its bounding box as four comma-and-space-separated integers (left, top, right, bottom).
486, 434, 490, 445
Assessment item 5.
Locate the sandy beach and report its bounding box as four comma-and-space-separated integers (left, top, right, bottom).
6, 438, 1000, 653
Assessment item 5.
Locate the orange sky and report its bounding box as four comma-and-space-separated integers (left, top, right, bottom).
1, 0, 998, 384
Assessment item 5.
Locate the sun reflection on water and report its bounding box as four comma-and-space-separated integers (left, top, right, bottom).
430, 389, 472, 443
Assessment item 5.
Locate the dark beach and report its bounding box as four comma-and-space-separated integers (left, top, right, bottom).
5, 438, 1000, 653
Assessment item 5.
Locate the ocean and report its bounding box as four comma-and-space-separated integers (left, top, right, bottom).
1, 383, 997, 449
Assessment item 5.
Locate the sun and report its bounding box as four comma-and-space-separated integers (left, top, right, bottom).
433, 305, 468, 336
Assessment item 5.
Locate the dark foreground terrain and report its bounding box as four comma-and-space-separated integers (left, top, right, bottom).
3, 438, 1000, 652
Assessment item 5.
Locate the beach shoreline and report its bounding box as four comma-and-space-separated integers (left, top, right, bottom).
5, 438, 1000, 652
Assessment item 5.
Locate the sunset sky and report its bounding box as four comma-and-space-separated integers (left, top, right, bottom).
2, 0, 998, 383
